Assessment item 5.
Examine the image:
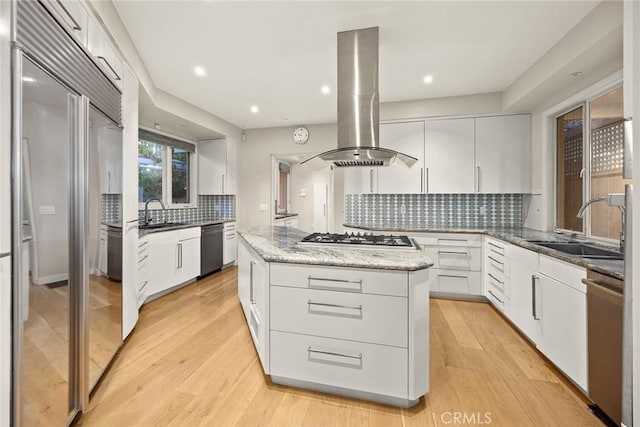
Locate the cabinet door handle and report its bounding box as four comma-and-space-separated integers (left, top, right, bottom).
55, 0, 82, 31
488, 290, 504, 304
308, 276, 362, 285
531, 275, 540, 320
438, 274, 469, 279
369, 169, 374, 193
307, 347, 362, 360
420, 167, 424, 193
477, 166, 481, 192
97, 56, 121, 81
307, 300, 362, 311
222, 174, 225, 193
107, 171, 111, 193
488, 273, 503, 284
438, 250, 469, 255
249, 260, 256, 304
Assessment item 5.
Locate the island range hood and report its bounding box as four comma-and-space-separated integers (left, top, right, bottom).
301, 27, 418, 168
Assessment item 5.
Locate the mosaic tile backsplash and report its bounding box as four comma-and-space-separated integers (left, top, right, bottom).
137, 194, 236, 223
102, 194, 122, 224
345, 193, 524, 228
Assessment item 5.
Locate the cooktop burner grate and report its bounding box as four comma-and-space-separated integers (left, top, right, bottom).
299, 232, 415, 249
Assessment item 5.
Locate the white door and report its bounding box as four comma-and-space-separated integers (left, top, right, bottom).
537, 274, 588, 390
313, 183, 328, 233
377, 121, 424, 194
475, 115, 531, 193
509, 260, 538, 343
198, 138, 227, 194
345, 167, 378, 194
425, 118, 475, 193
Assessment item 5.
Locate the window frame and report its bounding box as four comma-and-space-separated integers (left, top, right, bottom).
138, 127, 198, 210
552, 81, 624, 245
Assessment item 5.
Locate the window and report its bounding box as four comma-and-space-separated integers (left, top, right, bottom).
555, 86, 628, 241
138, 129, 196, 206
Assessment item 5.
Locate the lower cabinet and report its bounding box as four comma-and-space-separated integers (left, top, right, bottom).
99, 225, 108, 274
223, 222, 237, 265
237, 237, 269, 372
144, 227, 201, 299
509, 245, 539, 343
536, 258, 588, 391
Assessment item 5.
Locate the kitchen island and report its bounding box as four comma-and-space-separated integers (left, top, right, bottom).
237, 226, 433, 408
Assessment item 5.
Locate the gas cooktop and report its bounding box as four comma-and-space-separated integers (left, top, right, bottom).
298, 232, 416, 249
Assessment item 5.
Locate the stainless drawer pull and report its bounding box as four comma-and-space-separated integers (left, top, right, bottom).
97, 56, 121, 81
488, 256, 504, 265
308, 276, 363, 285
488, 242, 503, 250
488, 273, 503, 284
488, 290, 504, 304
438, 238, 468, 243
138, 255, 148, 263
307, 300, 362, 311
438, 274, 469, 279
55, 0, 82, 31
138, 280, 148, 291
307, 347, 362, 360
138, 240, 149, 248
438, 250, 469, 255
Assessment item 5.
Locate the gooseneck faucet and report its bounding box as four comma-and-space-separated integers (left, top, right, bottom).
144, 197, 166, 225
576, 194, 626, 252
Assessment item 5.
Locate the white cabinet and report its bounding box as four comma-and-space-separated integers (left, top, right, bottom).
223, 222, 237, 265
42, 0, 89, 48
537, 265, 588, 391
145, 227, 201, 299
475, 115, 531, 193
412, 232, 483, 297
237, 237, 269, 372
87, 13, 123, 90
424, 118, 475, 193
377, 121, 425, 194
97, 126, 122, 193
509, 245, 539, 342
344, 167, 378, 194
136, 237, 149, 307
0, 256, 10, 426
198, 138, 236, 195
99, 225, 108, 274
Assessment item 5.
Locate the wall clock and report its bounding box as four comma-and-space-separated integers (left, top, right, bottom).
293, 126, 309, 144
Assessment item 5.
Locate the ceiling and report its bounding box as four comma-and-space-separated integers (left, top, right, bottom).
114, 1, 600, 130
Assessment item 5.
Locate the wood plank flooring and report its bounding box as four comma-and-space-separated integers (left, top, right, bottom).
79, 267, 603, 426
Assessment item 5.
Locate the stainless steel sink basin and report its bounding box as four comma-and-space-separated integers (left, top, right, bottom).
139, 221, 189, 230
526, 241, 623, 260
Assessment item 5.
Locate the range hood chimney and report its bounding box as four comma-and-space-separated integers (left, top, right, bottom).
302, 27, 417, 168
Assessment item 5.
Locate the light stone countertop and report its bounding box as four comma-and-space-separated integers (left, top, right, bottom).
238, 226, 433, 271
138, 219, 236, 237
344, 223, 624, 280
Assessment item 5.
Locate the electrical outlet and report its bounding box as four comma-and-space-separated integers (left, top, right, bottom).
259, 203, 268, 212
480, 206, 487, 215
400, 205, 406, 215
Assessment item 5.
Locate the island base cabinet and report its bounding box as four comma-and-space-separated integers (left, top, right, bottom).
270, 331, 410, 403
537, 274, 588, 391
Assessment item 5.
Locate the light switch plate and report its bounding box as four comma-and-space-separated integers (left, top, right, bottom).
259, 204, 268, 212
39, 205, 55, 215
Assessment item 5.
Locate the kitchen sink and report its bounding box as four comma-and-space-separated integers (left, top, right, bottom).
139, 221, 189, 230
526, 241, 624, 260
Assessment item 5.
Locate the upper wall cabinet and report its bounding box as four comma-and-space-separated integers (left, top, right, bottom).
344, 167, 378, 194
198, 138, 236, 195
42, 0, 89, 48
424, 118, 475, 193
377, 121, 425, 194
87, 13, 124, 90
475, 115, 531, 193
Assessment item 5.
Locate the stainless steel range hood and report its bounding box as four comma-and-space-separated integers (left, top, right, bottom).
301, 27, 417, 168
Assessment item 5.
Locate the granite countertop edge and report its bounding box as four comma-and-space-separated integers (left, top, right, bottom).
343, 223, 623, 280
138, 219, 236, 237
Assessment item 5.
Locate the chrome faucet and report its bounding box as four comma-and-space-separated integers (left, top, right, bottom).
576, 194, 626, 253
144, 198, 166, 225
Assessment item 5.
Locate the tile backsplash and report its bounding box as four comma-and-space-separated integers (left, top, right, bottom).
102, 194, 122, 224
345, 193, 524, 228
137, 194, 236, 223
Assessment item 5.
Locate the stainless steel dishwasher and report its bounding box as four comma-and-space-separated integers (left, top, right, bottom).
200, 223, 224, 277
583, 270, 623, 426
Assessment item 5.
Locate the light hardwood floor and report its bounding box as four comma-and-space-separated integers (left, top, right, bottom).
79, 267, 603, 426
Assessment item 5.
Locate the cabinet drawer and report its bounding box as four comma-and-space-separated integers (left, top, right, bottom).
486, 284, 507, 314
428, 269, 482, 295
270, 331, 408, 399
411, 233, 482, 247
270, 263, 408, 297
486, 270, 509, 297
271, 286, 407, 348
421, 246, 481, 271
539, 254, 586, 292
486, 237, 509, 258
487, 253, 510, 277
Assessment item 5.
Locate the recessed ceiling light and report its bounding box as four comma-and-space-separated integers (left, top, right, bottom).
22, 76, 36, 83
569, 72, 582, 78
194, 66, 206, 77
321, 85, 331, 95
250, 105, 259, 114
423, 75, 433, 84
